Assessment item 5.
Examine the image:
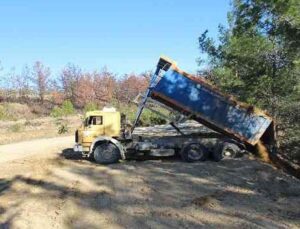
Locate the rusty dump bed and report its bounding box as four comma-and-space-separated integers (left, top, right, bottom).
150, 57, 275, 146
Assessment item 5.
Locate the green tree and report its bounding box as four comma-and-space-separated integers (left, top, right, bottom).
198, 0, 300, 160
50, 100, 75, 117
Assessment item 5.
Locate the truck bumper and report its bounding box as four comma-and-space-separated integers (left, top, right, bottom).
73, 144, 83, 152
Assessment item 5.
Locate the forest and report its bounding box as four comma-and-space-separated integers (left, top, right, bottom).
198, 0, 299, 163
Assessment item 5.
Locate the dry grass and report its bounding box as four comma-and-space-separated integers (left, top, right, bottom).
0, 116, 81, 145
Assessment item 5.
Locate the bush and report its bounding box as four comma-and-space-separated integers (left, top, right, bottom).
57, 123, 69, 134
9, 123, 23, 132
61, 100, 75, 115
149, 114, 166, 125
50, 106, 62, 118
139, 109, 166, 126
54, 118, 69, 134
0, 106, 9, 120
50, 100, 75, 117
84, 102, 99, 112
116, 104, 167, 126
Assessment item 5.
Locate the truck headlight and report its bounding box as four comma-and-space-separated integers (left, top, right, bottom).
83, 131, 91, 137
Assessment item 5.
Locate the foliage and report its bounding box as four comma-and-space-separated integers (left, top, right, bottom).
9, 123, 23, 133
114, 73, 150, 104
116, 103, 167, 126
59, 64, 82, 107
50, 107, 63, 118
50, 100, 75, 117
57, 123, 69, 134
139, 109, 167, 126
84, 102, 99, 112
276, 98, 300, 161
198, 0, 300, 159
0, 105, 9, 120
0, 60, 151, 120
54, 118, 69, 134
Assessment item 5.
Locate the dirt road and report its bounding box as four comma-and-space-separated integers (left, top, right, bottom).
0, 136, 74, 163
0, 136, 300, 228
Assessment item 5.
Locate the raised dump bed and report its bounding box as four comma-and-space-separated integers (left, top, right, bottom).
150, 57, 275, 147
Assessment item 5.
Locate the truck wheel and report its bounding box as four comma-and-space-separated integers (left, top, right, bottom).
181, 143, 208, 162
212, 142, 240, 162
93, 142, 121, 164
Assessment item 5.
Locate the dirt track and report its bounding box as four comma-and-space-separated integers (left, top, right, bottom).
0, 136, 300, 228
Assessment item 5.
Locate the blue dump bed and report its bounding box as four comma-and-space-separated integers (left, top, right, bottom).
150, 65, 274, 146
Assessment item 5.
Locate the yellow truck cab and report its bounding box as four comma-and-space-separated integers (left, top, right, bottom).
74, 107, 126, 164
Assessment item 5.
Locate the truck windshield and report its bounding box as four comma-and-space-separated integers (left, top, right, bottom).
86, 116, 103, 126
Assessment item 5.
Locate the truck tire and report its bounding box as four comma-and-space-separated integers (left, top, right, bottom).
93, 142, 121, 164
180, 143, 208, 162
212, 142, 240, 162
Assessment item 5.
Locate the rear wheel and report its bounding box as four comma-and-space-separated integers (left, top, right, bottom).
180, 143, 208, 162
212, 142, 240, 162
93, 142, 121, 164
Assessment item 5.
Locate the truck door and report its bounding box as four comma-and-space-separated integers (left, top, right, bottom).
85, 115, 105, 141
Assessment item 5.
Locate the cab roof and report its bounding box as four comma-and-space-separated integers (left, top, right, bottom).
85, 110, 119, 117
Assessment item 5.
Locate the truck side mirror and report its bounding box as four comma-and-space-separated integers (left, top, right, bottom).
84, 118, 89, 127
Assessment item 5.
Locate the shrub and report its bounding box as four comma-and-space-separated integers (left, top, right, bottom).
58, 123, 69, 134
50, 106, 63, 118
139, 109, 166, 126
149, 114, 166, 125
9, 123, 23, 132
54, 118, 69, 134
0, 105, 9, 120
116, 104, 167, 126
50, 100, 75, 117
61, 100, 75, 115
84, 102, 99, 112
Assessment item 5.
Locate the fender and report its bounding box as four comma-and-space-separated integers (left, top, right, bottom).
89, 136, 126, 160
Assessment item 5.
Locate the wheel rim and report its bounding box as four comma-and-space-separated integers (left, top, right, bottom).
188, 145, 203, 160
102, 145, 113, 160
222, 147, 235, 158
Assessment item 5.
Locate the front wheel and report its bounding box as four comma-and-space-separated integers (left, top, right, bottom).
93, 142, 121, 164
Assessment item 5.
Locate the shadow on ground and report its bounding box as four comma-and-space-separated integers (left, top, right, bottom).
1, 148, 300, 228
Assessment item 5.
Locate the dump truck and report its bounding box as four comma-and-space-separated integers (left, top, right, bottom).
74, 56, 275, 164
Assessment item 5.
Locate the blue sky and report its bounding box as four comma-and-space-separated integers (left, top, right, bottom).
0, 0, 230, 76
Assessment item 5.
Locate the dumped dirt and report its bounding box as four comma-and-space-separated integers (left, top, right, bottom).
256, 140, 271, 163
0, 135, 300, 228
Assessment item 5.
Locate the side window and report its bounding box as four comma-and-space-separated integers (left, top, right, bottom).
88, 116, 103, 125
94, 116, 103, 125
